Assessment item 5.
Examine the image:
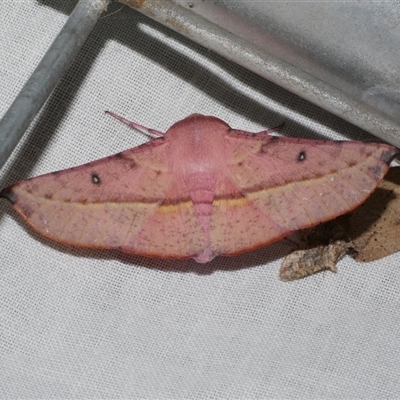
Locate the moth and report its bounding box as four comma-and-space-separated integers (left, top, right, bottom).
1, 113, 398, 263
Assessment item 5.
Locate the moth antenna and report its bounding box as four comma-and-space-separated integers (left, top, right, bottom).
105, 111, 165, 137
256, 122, 285, 135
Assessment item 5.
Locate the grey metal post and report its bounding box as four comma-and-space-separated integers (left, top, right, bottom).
0, 0, 112, 169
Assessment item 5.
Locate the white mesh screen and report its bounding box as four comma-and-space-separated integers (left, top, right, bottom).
1, 2, 399, 398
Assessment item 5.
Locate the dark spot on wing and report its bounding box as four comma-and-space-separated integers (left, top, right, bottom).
111, 152, 137, 169
0, 186, 18, 204
20, 203, 34, 218
127, 160, 137, 169
368, 165, 384, 180
364, 149, 373, 158
297, 151, 306, 162
92, 173, 101, 185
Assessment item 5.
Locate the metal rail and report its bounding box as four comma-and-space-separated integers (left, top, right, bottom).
120, 0, 400, 148
0, 0, 112, 169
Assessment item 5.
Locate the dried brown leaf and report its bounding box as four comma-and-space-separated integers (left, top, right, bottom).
338, 166, 400, 262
